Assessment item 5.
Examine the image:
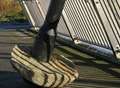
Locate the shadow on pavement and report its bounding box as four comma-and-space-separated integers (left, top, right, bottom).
56, 46, 120, 79
0, 71, 44, 88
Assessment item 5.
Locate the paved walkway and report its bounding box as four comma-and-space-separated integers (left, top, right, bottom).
0, 29, 120, 88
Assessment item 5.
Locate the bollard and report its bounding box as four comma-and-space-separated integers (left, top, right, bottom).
31, 0, 67, 62
11, 0, 79, 87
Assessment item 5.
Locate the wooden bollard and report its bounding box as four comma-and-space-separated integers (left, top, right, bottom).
11, 45, 79, 88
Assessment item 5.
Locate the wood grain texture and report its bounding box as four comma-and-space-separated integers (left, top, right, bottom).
11, 45, 79, 88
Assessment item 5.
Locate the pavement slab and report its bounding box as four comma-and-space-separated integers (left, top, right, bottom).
0, 29, 120, 88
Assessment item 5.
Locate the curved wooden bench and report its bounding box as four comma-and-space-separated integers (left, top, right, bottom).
11, 45, 79, 88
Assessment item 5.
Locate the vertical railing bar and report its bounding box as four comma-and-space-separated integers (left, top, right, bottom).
109, 0, 120, 35
99, 0, 118, 45
71, 0, 88, 41
88, 1, 108, 47
30, 1, 43, 26
68, 0, 85, 40
81, 0, 101, 44
102, 0, 120, 45
77, 0, 96, 44
108, 0, 120, 37
65, 0, 89, 41
74, 0, 92, 42
89, 0, 109, 48
95, 0, 118, 57
116, 0, 120, 19
39, 0, 49, 15
116, 0, 120, 8
90, 1, 111, 48
64, 2, 79, 39
19, 1, 31, 24
91, 1, 111, 48
35, 0, 46, 19
89, 1, 110, 48
79, 0, 99, 45
84, 2, 104, 47
62, 10, 77, 40
114, 0, 120, 20
94, 0, 116, 53
65, 1, 81, 39
83, 0, 104, 46
22, 1, 36, 27
76, 0, 95, 43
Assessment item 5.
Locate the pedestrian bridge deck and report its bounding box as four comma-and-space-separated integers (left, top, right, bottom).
0, 29, 120, 88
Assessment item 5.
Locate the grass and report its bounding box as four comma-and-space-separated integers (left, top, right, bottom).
0, 0, 28, 24
0, 11, 28, 24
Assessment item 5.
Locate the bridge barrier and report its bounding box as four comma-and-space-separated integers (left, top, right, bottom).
18, 0, 120, 62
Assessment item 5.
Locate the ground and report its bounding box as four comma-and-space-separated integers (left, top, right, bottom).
0, 29, 120, 88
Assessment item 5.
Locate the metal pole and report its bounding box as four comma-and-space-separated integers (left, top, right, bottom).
31, 0, 66, 62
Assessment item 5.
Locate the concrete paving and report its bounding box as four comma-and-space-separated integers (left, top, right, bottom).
0, 29, 120, 88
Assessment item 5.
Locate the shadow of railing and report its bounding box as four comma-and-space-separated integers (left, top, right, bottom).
56, 47, 120, 78
56, 46, 120, 87
0, 71, 42, 88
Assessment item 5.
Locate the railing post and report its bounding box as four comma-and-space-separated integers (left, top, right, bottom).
94, 0, 120, 60
31, 0, 66, 62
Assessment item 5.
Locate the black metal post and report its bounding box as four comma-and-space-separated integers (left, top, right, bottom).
31, 0, 66, 62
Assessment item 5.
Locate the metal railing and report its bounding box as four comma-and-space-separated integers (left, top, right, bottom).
19, 0, 120, 60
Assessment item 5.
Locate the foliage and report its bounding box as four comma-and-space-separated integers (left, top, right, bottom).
0, 0, 27, 23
